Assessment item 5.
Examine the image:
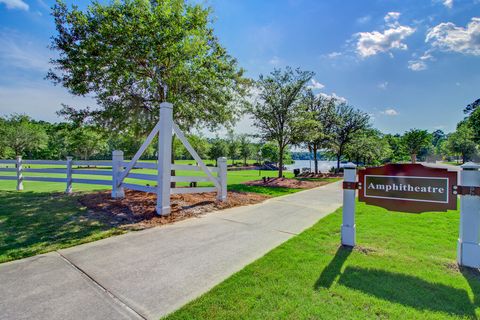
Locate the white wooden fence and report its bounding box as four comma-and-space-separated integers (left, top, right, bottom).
0, 102, 228, 216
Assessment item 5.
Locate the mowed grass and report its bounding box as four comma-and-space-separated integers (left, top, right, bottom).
0, 190, 124, 263
165, 202, 480, 320
0, 164, 310, 263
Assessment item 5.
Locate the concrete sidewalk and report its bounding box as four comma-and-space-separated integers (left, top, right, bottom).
0, 181, 343, 320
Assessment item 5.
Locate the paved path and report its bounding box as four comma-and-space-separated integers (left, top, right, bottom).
0, 181, 342, 320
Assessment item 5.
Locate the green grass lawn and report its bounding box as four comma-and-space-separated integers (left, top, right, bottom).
165, 202, 480, 320
0, 190, 124, 263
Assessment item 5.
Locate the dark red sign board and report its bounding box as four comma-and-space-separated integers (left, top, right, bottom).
358, 164, 458, 213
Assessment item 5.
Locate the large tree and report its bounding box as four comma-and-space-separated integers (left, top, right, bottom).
297, 90, 338, 174
48, 0, 248, 136
0, 115, 48, 157
446, 123, 477, 164
238, 134, 253, 166
401, 129, 432, 163
344, 129, 392, 165
249, 67, 313, 177
329, 104, 370, 170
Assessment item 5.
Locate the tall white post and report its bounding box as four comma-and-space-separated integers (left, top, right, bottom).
16, 156, 23, 191
156, 102, 173, 216
341, 162, 357, 247
457, 162, 480, 268
65, 156, 73, 194
217, 157, 227, 201
111, 150, 125, 198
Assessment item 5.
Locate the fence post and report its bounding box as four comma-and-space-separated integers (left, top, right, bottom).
341, 163, 357, 247
217, 157, 227, 201
111, 150, 125, 199
156, 102, 173, 216
65, 156, 73, 194
16, 156, 23, 191
457, 162, 480, 268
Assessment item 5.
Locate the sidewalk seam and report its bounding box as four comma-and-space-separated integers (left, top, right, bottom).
55, 251, 147, 320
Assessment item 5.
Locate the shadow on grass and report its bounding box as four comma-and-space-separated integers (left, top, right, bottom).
461, 266, 480, 307
338, 267, 475, 317
315, 246, 476, 317
315, 245, 352, 289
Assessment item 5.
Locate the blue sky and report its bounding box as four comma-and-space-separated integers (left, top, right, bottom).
0, 0, 479, 135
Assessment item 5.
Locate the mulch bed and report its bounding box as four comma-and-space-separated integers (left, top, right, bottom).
244, 177, 335, 189
296, 173, 343, 178
78, 190, 269, 230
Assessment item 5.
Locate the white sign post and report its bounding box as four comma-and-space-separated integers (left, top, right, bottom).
342, 162, 357, 247
457, 162, 480, 268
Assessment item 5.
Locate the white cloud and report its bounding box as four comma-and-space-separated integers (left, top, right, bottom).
381, 108, 399, 116
0, 0, 29, 10
326, 51, 342, 58
355, 13, 416, 58
426, 17, 480, 56
356, 15, 371, 25
443, 0, 453, 8
268, 56, 281, 65
377, 81, 388, 90
384, 12, 401, 26
317, 92, 347, 104
408, 60, 428, 71
0, 84, 96, 122
407, 50, 435, 71
0, 31, 50, 72
307, 79, 325, 90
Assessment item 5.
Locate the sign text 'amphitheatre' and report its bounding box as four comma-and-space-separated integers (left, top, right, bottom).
358, 164, 457, 213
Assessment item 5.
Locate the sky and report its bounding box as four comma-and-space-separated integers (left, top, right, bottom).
0, 0, 479, 136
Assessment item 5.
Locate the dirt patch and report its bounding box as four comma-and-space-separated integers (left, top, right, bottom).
78, 190, 269, 230
354, 246, 377, 255
244, 177, 334, 189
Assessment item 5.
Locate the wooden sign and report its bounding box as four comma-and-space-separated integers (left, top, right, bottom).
358, 164, 458, 213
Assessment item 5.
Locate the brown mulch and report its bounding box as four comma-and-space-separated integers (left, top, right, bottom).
296, 173, 343, 178
78, 190, 269, 230
244, 177, 335, 189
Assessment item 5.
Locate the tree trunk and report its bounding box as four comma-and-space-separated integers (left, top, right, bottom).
313, 145, 318, 174
336, 154, 341, 171
244, 156, 247, 167
278, 145, 284, 178
462, 153, 467, 164
411, 154, 416, 164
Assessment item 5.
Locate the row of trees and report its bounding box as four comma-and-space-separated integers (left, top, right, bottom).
2, 1, 476, 176
0, 115, 294, 166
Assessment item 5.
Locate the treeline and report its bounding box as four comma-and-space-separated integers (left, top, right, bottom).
0, 115, 293, 166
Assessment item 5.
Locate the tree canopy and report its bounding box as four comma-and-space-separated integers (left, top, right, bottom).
48, 0, 249, 135
248, 67, 313, 177
401, 129, 432, 163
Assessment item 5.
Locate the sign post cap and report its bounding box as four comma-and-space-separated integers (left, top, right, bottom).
461, 162, 480, 170
344, 162, 357, 169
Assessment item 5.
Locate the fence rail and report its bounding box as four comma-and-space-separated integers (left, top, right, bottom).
0, 152, 227, 204
0, 102, 228, 216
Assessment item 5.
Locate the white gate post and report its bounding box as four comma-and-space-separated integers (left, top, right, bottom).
217, 157, 227, 201
65, 156, 73, 194
156, 102, 173, 216
112, 150, 125, 198
341, 162, 357, 247
457, 162, 480, 268
16, 156, 23, 191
